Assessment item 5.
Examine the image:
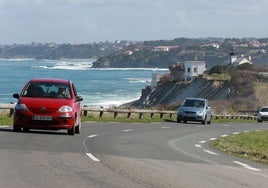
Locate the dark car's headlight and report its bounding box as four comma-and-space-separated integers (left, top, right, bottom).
177, 109, 184, 114
58, 106, 73, 113
196, 110, 204, 116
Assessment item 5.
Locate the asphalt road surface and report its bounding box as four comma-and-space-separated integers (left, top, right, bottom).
0, 122, 267, 188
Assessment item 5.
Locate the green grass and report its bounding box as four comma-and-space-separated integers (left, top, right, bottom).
213, 130, 268, 164
0, 115, 13, 126
81, 113, 177, 123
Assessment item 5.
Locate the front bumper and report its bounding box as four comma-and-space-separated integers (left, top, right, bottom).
177, 114, 205, 122
13, 112, 75, 130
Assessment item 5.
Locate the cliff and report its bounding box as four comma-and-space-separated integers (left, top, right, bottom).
124, 67, 268, 114
129, 77, 230, 109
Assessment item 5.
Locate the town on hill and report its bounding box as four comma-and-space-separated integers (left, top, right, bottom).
1, 37, 268, 69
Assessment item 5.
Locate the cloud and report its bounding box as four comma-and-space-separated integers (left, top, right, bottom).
0, 0, 268, 44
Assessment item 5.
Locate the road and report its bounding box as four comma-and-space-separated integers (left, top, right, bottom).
0, 122, 267, 188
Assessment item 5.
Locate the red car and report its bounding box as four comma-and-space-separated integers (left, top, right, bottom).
13, 78, 83, 135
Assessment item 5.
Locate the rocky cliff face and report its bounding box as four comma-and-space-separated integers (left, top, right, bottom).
129, 77, 230, 109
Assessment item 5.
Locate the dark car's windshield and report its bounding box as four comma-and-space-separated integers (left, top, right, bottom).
183, 99, 205, 108
261, 108, 268, 112
22, 82, 71, 99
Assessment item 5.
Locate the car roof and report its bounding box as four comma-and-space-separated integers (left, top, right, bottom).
185, 98, 206, 101
29, 78, 71, 84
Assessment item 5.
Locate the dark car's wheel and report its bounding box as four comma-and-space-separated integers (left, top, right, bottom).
202, 116, 207, 124
207, 115, 212, 124
177, 117, 181, 123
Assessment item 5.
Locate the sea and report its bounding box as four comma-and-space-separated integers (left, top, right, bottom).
0, 59, 168, 107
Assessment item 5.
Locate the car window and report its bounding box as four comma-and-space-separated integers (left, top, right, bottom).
261, 108, 268, 112
22, 82, 71, 99
183, 99, 205, 108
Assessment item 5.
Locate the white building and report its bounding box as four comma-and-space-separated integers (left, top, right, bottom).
184, 61, 206, 81
230, 55, 253, 67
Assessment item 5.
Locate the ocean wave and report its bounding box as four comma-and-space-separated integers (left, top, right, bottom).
0, 58, 35, 61
32, 62, 93, 70
90, 67, 168, 71
124, 78, 151, 83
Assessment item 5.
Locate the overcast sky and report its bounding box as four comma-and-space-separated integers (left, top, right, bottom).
0, 0, 267, 44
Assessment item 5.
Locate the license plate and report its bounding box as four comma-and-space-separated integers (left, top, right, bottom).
32, 115, 52, 121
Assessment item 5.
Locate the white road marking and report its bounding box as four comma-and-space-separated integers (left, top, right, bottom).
209, 138, 217, 141
122, 129, 133, 132
220, 134, 228, 137
233, 161, 261, 172
232, 132, 240, 135
198, 140, 207, 144
88, 135, 97, 138
203, 150, 218, 155
86, 153, 100, 162
195, 144, 202, 148
161, 126, 170, 129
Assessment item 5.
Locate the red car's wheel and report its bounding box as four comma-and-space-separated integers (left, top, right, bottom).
67, 125, 75, 135
75, 120, 81, 134
13, 124, 21, 132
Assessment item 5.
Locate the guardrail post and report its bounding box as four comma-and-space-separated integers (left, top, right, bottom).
139, 113, 143, 119
160, 113, 163, 119
114, 112, 118, 118
9, 108, 14, 117
127, 112, 131, 118
100, 111, 104, 118
150, 113, 154, 118
83, 110, 88, 117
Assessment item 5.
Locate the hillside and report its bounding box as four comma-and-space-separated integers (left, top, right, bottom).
1, 38, 268, 70
92, 38, 268, 69
125, 65, 268, 114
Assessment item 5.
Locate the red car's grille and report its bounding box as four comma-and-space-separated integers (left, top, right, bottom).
29, 107, 58, 114
28, 120, 58, 125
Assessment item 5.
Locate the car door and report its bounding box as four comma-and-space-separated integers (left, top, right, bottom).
71, 83, 82, 123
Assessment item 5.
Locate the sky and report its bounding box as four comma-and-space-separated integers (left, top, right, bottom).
0, 0, 267, 44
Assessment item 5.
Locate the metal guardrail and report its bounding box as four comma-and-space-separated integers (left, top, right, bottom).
0, 104, 176, 119
0, 103, 257, 120
82, 106, 176, 119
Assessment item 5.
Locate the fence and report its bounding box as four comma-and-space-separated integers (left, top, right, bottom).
0, 103, 257, 120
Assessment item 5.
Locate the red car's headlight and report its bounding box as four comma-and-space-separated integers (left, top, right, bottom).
58, 106, 73, 113
14, 104, 29, 112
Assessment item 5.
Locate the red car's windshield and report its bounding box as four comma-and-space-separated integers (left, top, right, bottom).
22, 82, 72, 99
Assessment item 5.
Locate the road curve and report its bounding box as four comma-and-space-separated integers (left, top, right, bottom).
0, 122, 267, 188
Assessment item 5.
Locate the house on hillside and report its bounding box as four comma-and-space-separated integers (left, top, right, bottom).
232, 57, 253, 66
184, 61, 206, 81
230, 56, 253, 67
153, 46, 178, 52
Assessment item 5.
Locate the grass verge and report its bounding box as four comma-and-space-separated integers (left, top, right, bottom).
213, 130, 268, 164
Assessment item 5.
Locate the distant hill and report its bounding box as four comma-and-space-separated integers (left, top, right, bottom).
92, 37, 268, 69
1, 38, 268, 70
